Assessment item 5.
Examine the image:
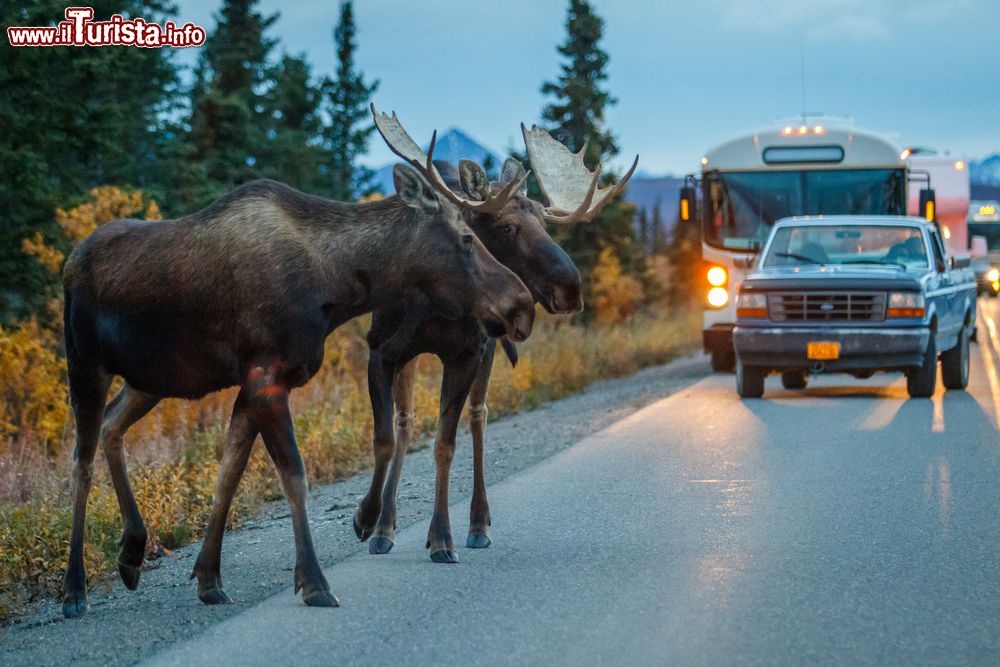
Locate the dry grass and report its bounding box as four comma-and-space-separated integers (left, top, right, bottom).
0, 308, 698, 622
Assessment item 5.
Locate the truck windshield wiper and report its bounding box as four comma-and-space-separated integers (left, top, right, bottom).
841, 259, 908, 270
774, 252, 825, 265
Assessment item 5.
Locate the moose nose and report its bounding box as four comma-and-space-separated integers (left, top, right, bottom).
507, 306, 534, 342
548, 268, 584, 314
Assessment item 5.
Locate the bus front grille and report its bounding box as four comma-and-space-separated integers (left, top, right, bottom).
767, 292, 887, 322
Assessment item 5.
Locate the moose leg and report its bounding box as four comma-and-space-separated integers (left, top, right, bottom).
192, 389, 258, 605
253, 379, 338, 607
353, 352, 399, 542
467, 343, 496, 549
427, 351, 481, 564
62, 360, 112, 619
370, 358, 418, 554
100, 384, 160, 591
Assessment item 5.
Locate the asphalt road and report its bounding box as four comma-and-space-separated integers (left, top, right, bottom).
138, 301, 1000, 666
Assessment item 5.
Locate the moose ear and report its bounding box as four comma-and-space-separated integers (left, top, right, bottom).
393, 164, 439, 213
458, 159, 490, 202
500, 158, 527, 194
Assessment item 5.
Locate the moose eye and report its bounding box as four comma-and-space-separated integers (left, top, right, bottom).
461, 234, 475, 245
498, 224, 515, 237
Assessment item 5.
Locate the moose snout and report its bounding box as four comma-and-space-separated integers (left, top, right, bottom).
546, 267, 584, 314
506, 301, 535, 342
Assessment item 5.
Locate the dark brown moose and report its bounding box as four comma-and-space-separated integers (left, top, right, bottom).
353, 107, 637, 561
60, 166, 535, 617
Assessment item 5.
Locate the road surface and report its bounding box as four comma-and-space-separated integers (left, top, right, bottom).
140, 302, 1000, 666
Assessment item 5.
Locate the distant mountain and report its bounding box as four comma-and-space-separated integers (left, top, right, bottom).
373, 128, 500, 195
970, 154, 1000, 186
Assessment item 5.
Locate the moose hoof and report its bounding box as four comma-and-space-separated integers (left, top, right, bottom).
429, 549, 459, 564
198, 586, 234, 605
302, 589, 340, 607
466, 533, 492, 549
353, 512, 373, 542
118, 561, 143, 591
62, 592, 89, 619
369, 535, 395, 555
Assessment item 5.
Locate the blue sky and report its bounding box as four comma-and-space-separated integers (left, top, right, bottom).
173, 0, 1000, 176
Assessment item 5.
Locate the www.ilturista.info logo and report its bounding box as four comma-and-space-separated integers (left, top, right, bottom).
7, 7, 206, 48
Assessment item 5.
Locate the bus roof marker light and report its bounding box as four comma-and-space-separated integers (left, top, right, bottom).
798, 125, 808, 135
955, 160, 965, 170
813, 126, 824, 135
701, 157, 708, 165
783, 126, 793, 135
900, 148, 911, 159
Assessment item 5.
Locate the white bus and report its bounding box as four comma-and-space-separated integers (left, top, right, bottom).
680, 115, 943, 371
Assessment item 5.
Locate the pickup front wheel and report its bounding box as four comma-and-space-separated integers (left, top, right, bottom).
906, 335, 937, 398
941, 325, 970, 390
736, 359, 766, 398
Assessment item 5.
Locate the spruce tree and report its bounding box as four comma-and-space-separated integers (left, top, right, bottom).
182, 0, 278, 209
258, 54, 328, 193
539, 0, 644, 296
325, 0, 379, 201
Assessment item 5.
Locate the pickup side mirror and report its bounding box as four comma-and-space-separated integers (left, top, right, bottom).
678, 186, 696, 223
950, 254, 971, 270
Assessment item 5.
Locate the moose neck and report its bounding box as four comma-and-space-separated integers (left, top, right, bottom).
307, 195, 422, 324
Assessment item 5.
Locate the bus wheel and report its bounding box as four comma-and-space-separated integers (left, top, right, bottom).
711, 346, 735, 373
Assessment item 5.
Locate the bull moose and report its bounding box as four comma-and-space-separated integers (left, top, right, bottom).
60, 161, 535, 617
353, 107, 637, 561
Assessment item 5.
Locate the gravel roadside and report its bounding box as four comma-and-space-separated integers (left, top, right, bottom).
0, 353, 708, 666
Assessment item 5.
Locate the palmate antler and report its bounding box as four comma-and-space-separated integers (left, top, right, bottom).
371, 104, 528, 214
521, 124, 639, 224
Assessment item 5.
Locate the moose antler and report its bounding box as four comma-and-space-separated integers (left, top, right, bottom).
521, 124, 638, 224
371, 104, 528, 214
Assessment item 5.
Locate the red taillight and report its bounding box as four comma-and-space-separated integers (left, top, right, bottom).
736, 308, 768, 319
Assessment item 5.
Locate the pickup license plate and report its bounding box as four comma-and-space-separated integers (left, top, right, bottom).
807, 342, 840, 360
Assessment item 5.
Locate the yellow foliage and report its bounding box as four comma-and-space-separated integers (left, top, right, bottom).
0, 321, 68, 445
590, 246, 644, 325
21, 231, 65, 275
55, 185, 149, 244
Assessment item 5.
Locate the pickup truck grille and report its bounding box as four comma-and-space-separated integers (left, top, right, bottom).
767, 292, 887, 322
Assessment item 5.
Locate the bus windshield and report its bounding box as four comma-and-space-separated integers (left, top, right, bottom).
703, 169, 905, 250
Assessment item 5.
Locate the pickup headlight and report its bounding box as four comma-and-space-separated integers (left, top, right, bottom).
736, 292, 767, 318
887, 292, 925, 318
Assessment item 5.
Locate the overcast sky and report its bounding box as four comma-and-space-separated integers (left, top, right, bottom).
173, 0, 1000, 176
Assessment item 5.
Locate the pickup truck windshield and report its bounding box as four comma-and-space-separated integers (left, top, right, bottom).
763, 225, 929, 270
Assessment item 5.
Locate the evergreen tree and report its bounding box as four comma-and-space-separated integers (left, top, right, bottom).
651, 201, 666, 252
638, 207, 650, 252
182, 0, 278, 209
258, 54, 328, 192
325, 0, 379, 201
0, 0, 181, 319
539, 0, 644, 299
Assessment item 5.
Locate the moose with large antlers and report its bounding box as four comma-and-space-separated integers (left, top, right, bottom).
59, 157, 536, 616
353, 106, 637, 561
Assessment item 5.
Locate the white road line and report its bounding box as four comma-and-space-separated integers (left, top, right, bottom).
977, 311, 1000, 427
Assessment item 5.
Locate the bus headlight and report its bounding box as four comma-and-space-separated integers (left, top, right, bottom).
887, 292, 925, 318
707, 266, 727, 287
736, 292, 767, 319
707, 287, 729, 308
988, 268, 999, 282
